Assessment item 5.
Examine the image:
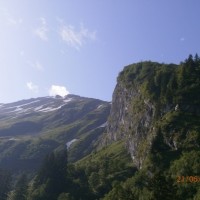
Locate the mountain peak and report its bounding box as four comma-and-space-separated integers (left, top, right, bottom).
55, 95, 63, 99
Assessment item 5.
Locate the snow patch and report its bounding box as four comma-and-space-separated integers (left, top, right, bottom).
66, 139, 78, 149
34, 106, 44, 111
63, 98, 72, 103
17, 100, 40, 107
0, 100, 40, 111
15, 107, 23, 112
8, 137, 20, 141
39, 103, 67, 112
98, 122, 107, 128
97, 104, 103, 109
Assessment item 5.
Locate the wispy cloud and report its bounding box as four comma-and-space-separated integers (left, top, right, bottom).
49, 85, 69, 97
34, 17, 48, 41
59, 23, 96, 50
0, 7, 23, 26
26, 82, 39, 93
27, 60, 44, 71
180, 37, 185, 42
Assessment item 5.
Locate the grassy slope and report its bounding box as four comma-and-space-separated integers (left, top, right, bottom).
0, 98, 110, 174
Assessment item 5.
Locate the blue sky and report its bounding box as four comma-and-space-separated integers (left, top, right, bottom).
0, 0, 200, 103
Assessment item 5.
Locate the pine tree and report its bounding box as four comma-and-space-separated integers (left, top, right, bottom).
29, 149, 68, 200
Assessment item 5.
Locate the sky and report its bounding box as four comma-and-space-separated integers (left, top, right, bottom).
0, 0, 200, 103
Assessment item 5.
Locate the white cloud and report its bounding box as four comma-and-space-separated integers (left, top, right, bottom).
27, 60, 44, 71
59, 23, 96, 50
49, 85, 69, 97
34, 17, 48, 41
26, 82, 39, 93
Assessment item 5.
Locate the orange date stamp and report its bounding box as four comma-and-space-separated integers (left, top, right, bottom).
177, 176, 200, 183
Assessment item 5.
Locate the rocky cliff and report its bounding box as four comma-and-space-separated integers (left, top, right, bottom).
106, 81, 155, 168
106, 57, 200, 169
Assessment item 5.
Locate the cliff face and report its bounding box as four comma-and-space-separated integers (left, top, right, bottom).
106, 58, 200, 169
107, 82, 173, 166
107, 76, 156, 168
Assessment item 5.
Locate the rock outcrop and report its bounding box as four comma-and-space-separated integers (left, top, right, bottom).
106, 59, 200, 169
107, 79, 156, 168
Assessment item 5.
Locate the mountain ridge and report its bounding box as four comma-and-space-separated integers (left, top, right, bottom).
0, 94, 111, 173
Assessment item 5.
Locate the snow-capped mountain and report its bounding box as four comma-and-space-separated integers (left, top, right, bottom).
0, 94, 111, 173
0, 95, 80, 119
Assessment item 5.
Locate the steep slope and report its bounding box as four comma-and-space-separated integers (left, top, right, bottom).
103, 55, 200, 199
0, 94, 111, 173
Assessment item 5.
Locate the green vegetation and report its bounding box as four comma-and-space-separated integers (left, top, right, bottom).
104, 54, 200, 199
0, 55, 199, 199
119, 54, 200, 108
0, 97, 110, 174
8, 141, 135, 200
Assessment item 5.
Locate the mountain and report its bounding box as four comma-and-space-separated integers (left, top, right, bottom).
102, 55, 200, 199
1, 55, 200, 200
106, 56, 200, 166
0, 94, 111, 173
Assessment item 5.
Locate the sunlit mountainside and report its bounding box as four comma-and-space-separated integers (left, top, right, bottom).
0, 94, 110, 173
